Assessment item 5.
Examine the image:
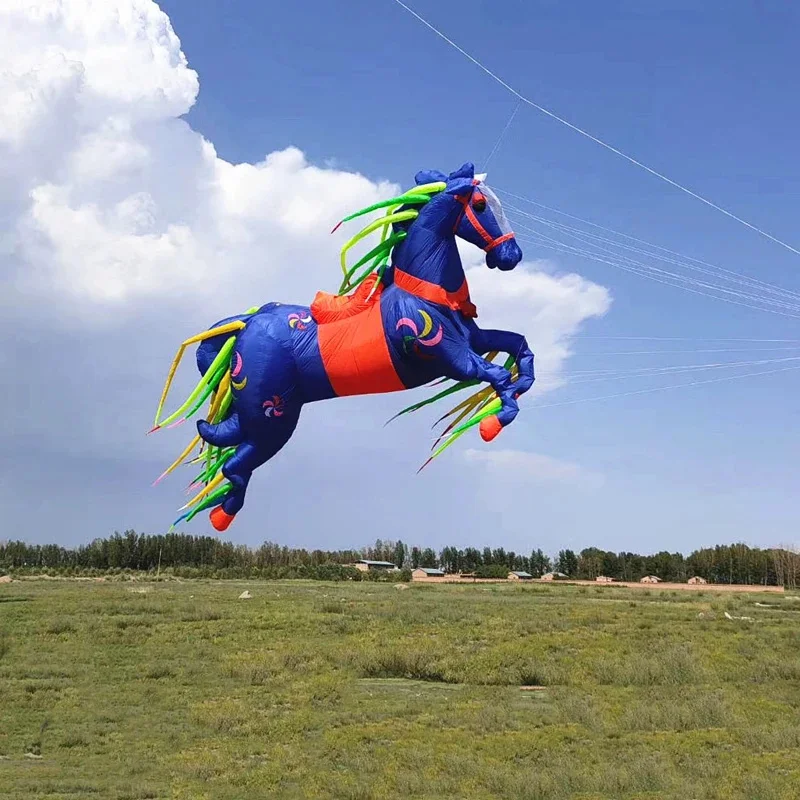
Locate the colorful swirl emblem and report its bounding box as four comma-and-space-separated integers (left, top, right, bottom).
397, 310, 443, 359
231, 351, 247, 390
263, 395, 285, 418
288, 313, 313, 330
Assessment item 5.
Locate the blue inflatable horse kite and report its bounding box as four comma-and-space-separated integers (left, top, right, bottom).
151, 163, 535, 530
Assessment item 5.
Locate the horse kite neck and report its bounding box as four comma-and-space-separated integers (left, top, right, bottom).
392, 193, 466, 295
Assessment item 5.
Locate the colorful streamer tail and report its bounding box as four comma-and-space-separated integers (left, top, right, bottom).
151, 312, 256, 530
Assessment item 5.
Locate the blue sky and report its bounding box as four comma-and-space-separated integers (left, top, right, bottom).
3, 0, 800, 556
163, 0, 800, 341
163, 0, 800, 549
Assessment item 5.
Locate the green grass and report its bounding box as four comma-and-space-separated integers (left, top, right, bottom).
1, 579, 800, 799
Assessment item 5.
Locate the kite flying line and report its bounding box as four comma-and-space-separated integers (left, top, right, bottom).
390, 0, 800, 257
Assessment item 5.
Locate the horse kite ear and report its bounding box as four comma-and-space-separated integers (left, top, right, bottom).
415, 169, 448, 185
448, 162, 475, 181
445, 177, 475, 196
444, 162, 476, 195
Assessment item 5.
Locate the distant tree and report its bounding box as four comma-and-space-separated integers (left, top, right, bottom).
578, 548, 605, 579
420, 548, 438, 568
529, 549, 551, 577
556, 549, 578, 577
442, 546, 466, 573
393, 540, 407, 569
462, 548, 482, 572
439, 547, 453, 572
476, 564, 508, 579
601, 551, 620, 579
4, 532, 795, 588
772, 546, 799, 589
644, 550, 683, 582
619, 551, 647, 581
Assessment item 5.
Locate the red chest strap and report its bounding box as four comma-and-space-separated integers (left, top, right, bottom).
394, 268, 478, 318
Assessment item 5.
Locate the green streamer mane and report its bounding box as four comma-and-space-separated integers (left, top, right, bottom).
334, 181, 446, 295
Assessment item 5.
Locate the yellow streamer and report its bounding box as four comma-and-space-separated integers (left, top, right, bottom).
153, 321, 246, 426
207, 373, 231, 422
156, 434, 202, 484
179, 472, 226, 512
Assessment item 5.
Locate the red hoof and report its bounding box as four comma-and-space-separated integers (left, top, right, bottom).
479, 415, 503, 442
209, 506, 235, 532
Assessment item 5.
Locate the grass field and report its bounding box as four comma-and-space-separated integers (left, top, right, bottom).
2, 578, 800, 799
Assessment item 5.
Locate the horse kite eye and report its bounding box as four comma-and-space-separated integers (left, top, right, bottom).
472, 195, 487, 213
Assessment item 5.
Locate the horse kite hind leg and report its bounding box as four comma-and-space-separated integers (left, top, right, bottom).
196, 319, 303, 531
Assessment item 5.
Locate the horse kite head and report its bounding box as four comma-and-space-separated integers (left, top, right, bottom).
335, 162, 521, 295
415, 162, 522, 272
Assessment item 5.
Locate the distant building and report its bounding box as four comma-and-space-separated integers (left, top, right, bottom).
640, 575, 662, 584
412, 567, 445, 579
541, 571, 569, 581
687, 576, 707, 585
508, 571, 533, 580
596, 575, 614, 583
353, 559, 397, 572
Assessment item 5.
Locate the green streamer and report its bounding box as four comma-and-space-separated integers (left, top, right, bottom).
388, 379, 480, 424
184, 483, 233, 523
193, 447, 236, 486
338, 231, 407, 294
336, 193, 432, 225
183, 364, 228, 422
212, 390, 233, 423
157, 336, 237, 428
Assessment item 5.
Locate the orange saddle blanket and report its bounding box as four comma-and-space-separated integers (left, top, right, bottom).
310, 273, 383, 324
310, 273, 404, 396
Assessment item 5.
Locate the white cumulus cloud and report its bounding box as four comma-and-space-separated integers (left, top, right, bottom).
464, 258, 611, 393
1, 0, 610, 344
0, 0, 612, 541
464, 448, 604, 490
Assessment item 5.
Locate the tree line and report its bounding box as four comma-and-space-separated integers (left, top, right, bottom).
1, 532, 798, 586
553, 545, 791, 586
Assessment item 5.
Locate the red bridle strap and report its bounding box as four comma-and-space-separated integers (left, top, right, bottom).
484, 232, 515, 251
454, 182, 516, 252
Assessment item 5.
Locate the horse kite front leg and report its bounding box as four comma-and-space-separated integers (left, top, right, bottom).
438, 344, 522, 443
477, 328, 535, 396
444, 327, 535, 442
473, 328, 535, 441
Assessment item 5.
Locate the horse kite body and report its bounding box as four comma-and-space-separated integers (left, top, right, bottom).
151, 163, 535, 531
